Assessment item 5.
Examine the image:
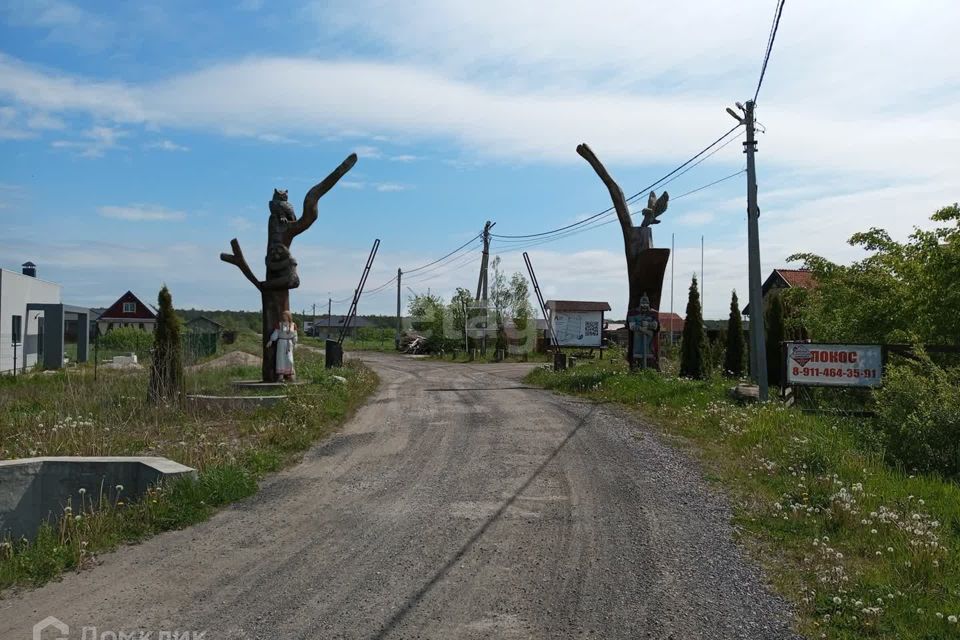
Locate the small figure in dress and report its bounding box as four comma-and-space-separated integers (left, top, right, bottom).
267, 310, 298, 382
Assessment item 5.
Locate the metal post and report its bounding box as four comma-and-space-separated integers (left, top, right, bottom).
475, 221, 495, 356
670, 232, 675, 345
395, 267, 402, 350
327, 297, 331, 339
744, 100, 769, 400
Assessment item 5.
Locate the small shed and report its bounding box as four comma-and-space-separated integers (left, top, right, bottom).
186, 316, 225, 337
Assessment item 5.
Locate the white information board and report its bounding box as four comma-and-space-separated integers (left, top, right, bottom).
551, 311, 602, 347
785, 343, 883, 387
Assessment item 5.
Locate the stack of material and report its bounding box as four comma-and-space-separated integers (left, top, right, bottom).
400, 334, 428, 354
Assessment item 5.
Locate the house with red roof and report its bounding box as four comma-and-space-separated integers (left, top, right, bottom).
96, 291, 157, 335
742, 269, 816, 317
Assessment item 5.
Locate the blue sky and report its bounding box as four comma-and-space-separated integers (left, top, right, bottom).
1, 1, 958, 319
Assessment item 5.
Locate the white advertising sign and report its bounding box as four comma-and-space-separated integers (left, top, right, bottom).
552, 311, 602, 347
785, 343, 883, 387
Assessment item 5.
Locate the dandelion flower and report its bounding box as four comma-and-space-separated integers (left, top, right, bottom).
78, 488, 86, 495
833, 597, 842, 605
949, 615, 958, 624
116, 484, 124, 492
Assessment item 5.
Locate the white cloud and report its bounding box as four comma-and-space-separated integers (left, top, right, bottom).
354, 145, 381, 158
375, 183, 409, 192
51, 126, 126, 157
340, 180, 366, 190
98, 204, 186, 221
25, 111, 65, 130
228, 216, 253, 231
389, 154, 419, 162
1, 1, 115, 51
147, 139, 189, 152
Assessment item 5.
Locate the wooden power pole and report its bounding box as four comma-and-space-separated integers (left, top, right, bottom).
730, 100, 769, 400
395, 267, 402, 350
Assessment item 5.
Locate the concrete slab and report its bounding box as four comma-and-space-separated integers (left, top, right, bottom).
0, 456, 195, 540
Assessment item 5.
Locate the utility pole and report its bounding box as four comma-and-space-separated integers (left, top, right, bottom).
730, 100, 769, 400
475, 220, 495, 355
312, 303, 316, 336
327, 297, 331, 339
670, 232, 675, 345
395, 267, 402, 350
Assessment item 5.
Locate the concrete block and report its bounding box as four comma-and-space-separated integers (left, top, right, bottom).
0, 456, 195, 540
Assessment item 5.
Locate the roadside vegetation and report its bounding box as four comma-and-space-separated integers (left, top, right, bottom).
0, 334, 377, 593
529, 359, 958, 639
529, 206, 960, 639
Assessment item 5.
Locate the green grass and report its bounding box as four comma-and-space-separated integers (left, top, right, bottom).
527, 359, 960, 639
0, 350, 378, 592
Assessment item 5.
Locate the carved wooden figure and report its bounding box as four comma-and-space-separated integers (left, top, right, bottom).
576, 143, 670, 368
221, 153, 357, 382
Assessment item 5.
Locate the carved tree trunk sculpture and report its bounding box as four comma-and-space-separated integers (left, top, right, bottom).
576, 143, 670, 365
221, 153, 357, 382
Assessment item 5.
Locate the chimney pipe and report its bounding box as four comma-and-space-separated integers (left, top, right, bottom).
21, 262, 36, 277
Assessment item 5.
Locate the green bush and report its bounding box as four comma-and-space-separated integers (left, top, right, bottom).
874, 354, 960, 476
97, 326, 153, 353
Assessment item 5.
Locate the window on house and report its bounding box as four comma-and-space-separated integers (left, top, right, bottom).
139, 323, 145, 330
123, 302, 136, 313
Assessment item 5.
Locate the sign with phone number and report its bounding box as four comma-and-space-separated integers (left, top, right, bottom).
785, 342, 883, 387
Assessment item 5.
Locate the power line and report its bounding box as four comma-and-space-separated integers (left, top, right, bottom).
497, 167, 747, 255
754, 0, 786, 102
403, 231, 482, 274
492, 124, 742, 240
672, 168, 746, 201
404, 249, 480, 286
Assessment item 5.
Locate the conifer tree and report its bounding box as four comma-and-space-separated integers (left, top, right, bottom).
680, 275, 707, 379
765, 293, 786, 388
150, 285, 184, 404
723, 290, 746, 377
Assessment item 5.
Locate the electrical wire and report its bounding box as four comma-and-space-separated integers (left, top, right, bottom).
754, 0, 786, 102
492, 124, 742, 240
497, 167, 747, 255
403, 231, 483, 274
671, 169, 746, 201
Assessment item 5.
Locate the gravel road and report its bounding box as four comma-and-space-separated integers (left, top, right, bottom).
2, 353, 800, 639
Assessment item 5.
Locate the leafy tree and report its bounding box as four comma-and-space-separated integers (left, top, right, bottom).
723, 290, 745, 377
447, 287, 475, 351
680, 275, 706, 379
149, 285, 183, 404
765, 294, 786, 387
488, 257, 535, 354
788, 203, 960, 344
407, 293, 446, 352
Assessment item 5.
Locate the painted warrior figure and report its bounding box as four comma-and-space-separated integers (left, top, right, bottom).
267, 310, 298, 381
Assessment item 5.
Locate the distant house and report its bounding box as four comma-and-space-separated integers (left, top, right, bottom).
742, 269, 816, 317
607, 312, 685, 346
97, 291, 157, 335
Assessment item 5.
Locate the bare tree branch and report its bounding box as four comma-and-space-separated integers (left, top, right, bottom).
576, 143, 633, 243
220, 238, 262, 291
286, 152, 359, 242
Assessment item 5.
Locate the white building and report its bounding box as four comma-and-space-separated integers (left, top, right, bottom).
0, 262, 90, 374
0, 264, 61, 373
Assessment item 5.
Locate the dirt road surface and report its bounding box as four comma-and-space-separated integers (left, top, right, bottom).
2, 353, 799, 639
